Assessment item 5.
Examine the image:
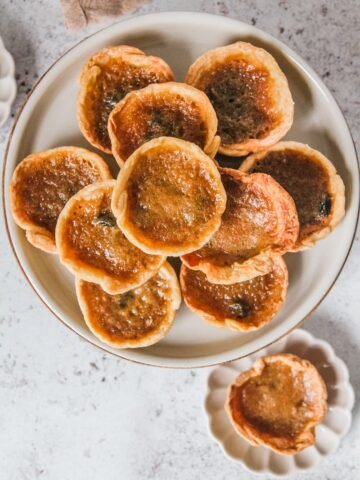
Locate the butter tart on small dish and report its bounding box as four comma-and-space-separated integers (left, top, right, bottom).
226, 354, 327, 454
180, 256, 288, 331
185, 41, 293, 156
112, 137, 226, 256
56, 180, 165, 294
240, 141, 345, 251
108, 82, 220, 165
10, 147, 111, 254
76, 262, 181, 348
181, 168, 298, 284
78, 45, 174, 153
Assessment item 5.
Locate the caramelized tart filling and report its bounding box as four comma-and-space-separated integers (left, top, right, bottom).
125, 145, 223, 246
111, 95, 208, 159
232, 362, 316, 438
62, 186, 161, 278
185, 171, 277, 266
203, 60, 276, 144
88, 60, 171, 151
247, 150, 331, 238
182, 264, 286, 328
13, 153, 103, 234
79, 272, 171, 340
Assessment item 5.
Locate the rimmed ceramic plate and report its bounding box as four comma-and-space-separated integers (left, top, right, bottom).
205, 329, 355, 476
2, 12, 359, 368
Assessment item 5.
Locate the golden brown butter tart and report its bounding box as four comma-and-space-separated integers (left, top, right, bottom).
77, 45, 174, 153
180, 256, 288, 331
182, 168, 298, 283
10, 147, 111, 253
185, 41, 293, 157
112, 137, 227, 256
240, 141, 345, 250
76, 262, 181, 348
226, 354, 327, 454
108, 82, 220, 165
56, 180, 165, 294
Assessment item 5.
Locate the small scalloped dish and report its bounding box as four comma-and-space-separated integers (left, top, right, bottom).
0, 36, 16, 127
205, 329, 354, 476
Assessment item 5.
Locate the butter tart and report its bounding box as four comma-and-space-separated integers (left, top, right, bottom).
112, 137, 227, 256
56, 180, 165, 294
182, 168, 298, 284
240, 141, 345, 250
76, 262, 181, 348
185, 41, 294, 156
226, 354, 327, 454
78, 45, 174, 153
180, 256, 288, 331
10, 147, 111, 254
108, 82, 220, 165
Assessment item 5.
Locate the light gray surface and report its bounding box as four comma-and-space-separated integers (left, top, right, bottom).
0, 1, 359, 479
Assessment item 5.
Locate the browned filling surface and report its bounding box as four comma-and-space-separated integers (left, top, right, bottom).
80, 272, 171, 340
126, 145, 223, 246
87, 60, 171, 150
202, 60, 276, 144
13, 153, 103, 235
248, 150, 331, 239
112, 95, 208, 159
182, 264, 285, 328
187, 171, 277, 265
232, 362, 315, 438
63, 186, 161, 278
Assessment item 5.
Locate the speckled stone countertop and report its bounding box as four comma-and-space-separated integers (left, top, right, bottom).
0, 1, 359, 479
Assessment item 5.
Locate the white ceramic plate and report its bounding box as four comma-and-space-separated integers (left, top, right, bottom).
205, 329, 354, 476
0, 36, 16, 127
2, 12, 359, 368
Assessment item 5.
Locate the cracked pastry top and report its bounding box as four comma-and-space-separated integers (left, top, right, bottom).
56, 180, 165, 294
180, 256, 288, 331
181, 168, 298, 284
226, 354, 327, 454
108, 82, 220, 165
185, 41, 294, 156
111, 137, 227, 256
76, 262, 181, 348
77, 45, 174, 153
240, 141, 345, 250
10, 147, 111, 254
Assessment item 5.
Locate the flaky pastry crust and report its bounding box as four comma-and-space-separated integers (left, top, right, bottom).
76, 262, 181, 348
10, 146, 111, 254
182, 169, 298, 283
108, 82, 220, 165
77, 45, 174, 153
226, 354, 327, 454
240, 141, 345, 251
180, 257, 288, 331
111, 137, 226, 256
56, 180, 165, 294
185, 41, 294, 156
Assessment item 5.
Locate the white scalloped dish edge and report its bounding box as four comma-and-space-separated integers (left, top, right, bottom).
0, 36, 16, 128
205, 329, 354, 476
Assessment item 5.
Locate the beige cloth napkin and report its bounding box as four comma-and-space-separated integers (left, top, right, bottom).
60, 0, 150, 30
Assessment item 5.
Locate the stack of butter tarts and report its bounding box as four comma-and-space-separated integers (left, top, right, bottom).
10, 41, 345, 350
